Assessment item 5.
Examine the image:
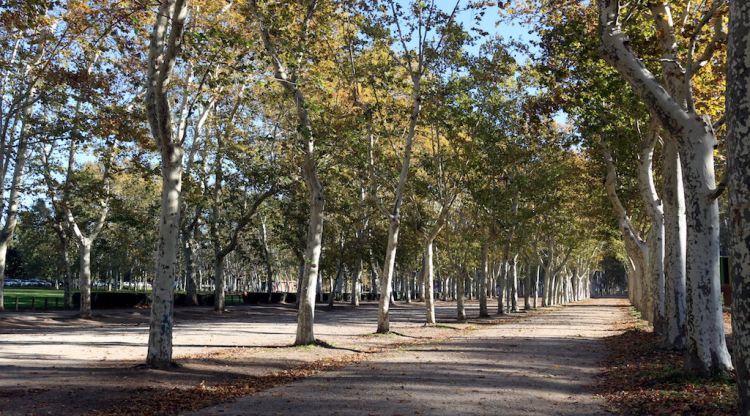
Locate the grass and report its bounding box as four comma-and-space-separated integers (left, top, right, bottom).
3, 288, 65, 310
1, 288, 246, 311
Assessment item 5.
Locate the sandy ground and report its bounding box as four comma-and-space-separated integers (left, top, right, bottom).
193, 298, 628, 416
0, 297, 629, 415
0, 300, 488, 414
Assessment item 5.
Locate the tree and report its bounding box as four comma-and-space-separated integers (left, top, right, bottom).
371, 0, 462, 333
249, 0, 330, 345
144, 0, 189, 369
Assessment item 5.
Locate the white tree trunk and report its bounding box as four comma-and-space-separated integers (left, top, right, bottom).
78, 240, 93, 318
295, 179, 324, 344
147, 153, 182, 368
0, 105, 30, 311
144, 0, 188, 369
662, 139, 688, 349
680, 125, 732, 374
424, 240, 436, 324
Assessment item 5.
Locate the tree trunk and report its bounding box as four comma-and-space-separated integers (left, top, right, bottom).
351, 255, 361, 306
479, 240, 489, 317
638, 129, 668, 337
378, 216, 401, 333
663, 139, 688, 349
534, 263, 540, 309
509, 255, 518, 312
424, 239, 436, 325
183, 236, 198, 306
147, 151, 182, 368
457, 270, 466, 322
524, 262, 532, 310
0, 121, 29, 311
727, 3, 750, 410
295, 175, 324, 345
295, 253, 304, 309
213, 255, 225, 312
497, 262, 506, 315
60, 236, 73, 309
680, 126, 732, 375
79, 240, 93, 318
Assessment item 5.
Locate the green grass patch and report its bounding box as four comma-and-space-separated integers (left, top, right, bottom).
3, 288, 65, 310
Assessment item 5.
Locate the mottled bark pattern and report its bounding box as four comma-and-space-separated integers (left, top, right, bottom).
727, 2, 750, 411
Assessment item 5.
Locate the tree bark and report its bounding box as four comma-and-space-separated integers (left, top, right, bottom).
479, 239, 490, 317
457, 269, 466, 322
638, 124, 668, 338
213, 255, 226, 312
0, 101, 30, 311
424, 240, 436, 324
77, 240, 93, 317
509, 255, 518, 312
524, 261, 532, 310
663, 139, 687, 349
144, 0, 188, 369
727, 2, 750, 410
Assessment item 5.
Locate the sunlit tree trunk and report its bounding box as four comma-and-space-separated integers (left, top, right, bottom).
144, 0, 189, 369
424, 240, 436, 324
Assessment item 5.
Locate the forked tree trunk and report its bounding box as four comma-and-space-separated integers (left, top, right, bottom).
727, 3, 750, 410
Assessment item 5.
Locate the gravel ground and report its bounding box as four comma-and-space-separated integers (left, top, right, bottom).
192, 298, 628, 416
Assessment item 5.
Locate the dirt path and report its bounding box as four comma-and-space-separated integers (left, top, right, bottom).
192, 298, 629, 416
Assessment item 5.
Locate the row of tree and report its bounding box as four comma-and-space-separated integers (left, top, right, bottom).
0, 0, 613, 368
504, 0, 750, 411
